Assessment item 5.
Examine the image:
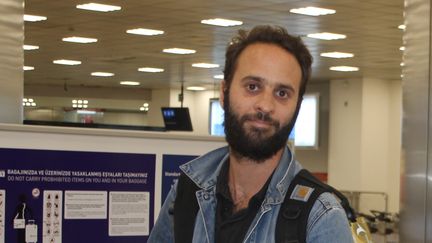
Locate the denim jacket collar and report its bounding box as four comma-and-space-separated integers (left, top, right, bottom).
179, 145, 301, 204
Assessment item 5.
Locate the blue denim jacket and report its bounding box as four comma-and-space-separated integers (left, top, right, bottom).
148, 146, 353, 243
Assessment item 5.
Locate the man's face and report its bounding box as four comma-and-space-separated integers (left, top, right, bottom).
221, 43, 302, 162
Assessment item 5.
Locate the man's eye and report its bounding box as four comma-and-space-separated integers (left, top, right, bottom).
247, 84, 259, 91
276, 90, 289, 98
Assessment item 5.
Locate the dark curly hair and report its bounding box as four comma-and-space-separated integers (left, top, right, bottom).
223, 25, 313, 98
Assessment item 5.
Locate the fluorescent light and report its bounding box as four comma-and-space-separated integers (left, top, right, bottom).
307, 32, 346, 40
214, 74, 224, 79
23, 45, 39, 50
200, 18, 243, 27
91, 72, 114, 77
62, 36, 98, 43
126, 28, 164, 36
77, 110, 96, 114
23, 66, 35, 71
192, 63, 220, 68
120, 81, 140, 86
76, 3, 121, 12
53, 59, 82, 65
138, 67, 164, 73
320, 52, 354, 58
400, 46, 405, 51
329, 66, 359, 72
24, 14, 47, 22
398, 24, 406, 30
187, 86, 206, 91
163, 48, 196, 55
290, 7, 336, 16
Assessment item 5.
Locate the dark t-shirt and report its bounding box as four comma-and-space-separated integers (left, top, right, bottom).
215, 160, 273, 243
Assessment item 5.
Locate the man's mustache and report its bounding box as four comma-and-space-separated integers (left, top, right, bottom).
240, 111, 280, 128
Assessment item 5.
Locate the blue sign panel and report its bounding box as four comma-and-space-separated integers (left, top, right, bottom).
0, 148, 155, 243
161, 155, 197, 205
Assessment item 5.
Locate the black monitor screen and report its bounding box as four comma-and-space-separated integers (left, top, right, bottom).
161, 107, 193, 131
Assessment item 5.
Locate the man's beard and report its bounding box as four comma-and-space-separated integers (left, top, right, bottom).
223, 90, 297, 162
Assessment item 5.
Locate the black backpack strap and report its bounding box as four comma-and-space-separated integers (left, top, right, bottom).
275, 169, 328, 243
295, 170, 356, 223
173, 172, 201, 243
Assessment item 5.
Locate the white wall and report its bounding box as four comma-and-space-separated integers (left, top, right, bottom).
328, 79, 363, 190
0, 0, 24, 123
329, 78, 401, 213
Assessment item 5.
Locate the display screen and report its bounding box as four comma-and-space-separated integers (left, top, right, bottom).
161, 107, 193, 131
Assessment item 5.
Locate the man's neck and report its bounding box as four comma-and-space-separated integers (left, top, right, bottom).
227, 148, 284, 213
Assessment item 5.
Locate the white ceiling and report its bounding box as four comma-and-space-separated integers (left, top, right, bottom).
24, 0, 404, 94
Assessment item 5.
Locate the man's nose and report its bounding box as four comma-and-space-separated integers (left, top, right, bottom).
254, 90, 275, 114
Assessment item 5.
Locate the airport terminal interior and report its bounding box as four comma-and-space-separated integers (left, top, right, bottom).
2, 0, 432, 242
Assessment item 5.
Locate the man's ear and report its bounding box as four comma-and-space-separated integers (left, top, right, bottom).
220, 80, 227, 108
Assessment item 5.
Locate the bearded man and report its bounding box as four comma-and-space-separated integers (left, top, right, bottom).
148, 25, 353, 243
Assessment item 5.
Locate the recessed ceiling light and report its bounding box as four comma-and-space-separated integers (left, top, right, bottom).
24, 14, 47, 22
138, 67, 164, 73
200, 18, 243, 27
126, 28, 164, 36
120, 81, 140, 86
163, 48, 196, 55
320, 52, 354, 58
187, 86, 206, 91
23, 45, 39, 50
91, 72, 114, 77
399, 46, 405, 51
398, 24, 406, 30
62, 36, 98, 43
289, 6, 336, 16
307, 32, 346, 40
192, 63, 220, 68
23, 66, 35, 71
53, 59, 82, 65
76, 3, 121, 12
214, 74, 224, 79
330, 66, 359, 72
77, 110, 95, 114
400, 62, 405, 66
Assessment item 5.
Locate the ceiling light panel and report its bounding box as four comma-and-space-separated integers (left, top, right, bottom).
23, 45, 39, 50
320, 52, 354, 58
201, 18, 243, 27
398, 24, 406, 30
53, 59, 82, 65
163, 48, 196, 55
76, 3, 121, 12
187, 86, 206, 91
91, 72, 114, 77
330, 66, 359, 72
62, 37, 98, 43
138, 67, 164, 73
23, 66, 35, 71
24, 14, 47, 22
307, 32, 346, 40
192, 63, 220, 68
126, 28, 164, 36
289, 7, 336, 16
214, 75, 224, 79
120, 81, 140, 86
